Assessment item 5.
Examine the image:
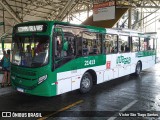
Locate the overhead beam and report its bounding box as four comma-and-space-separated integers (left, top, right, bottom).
55, 0, 75, 21
145, 16, 160, 28
0, 13, 13, 26
61, 0, 80, 21
0, 28, 12, 39
55, 0, 71, 20
132, 9, 159, 28
0, 0, 22, 23
70, 13, 83, 22
150, 0, 158, 6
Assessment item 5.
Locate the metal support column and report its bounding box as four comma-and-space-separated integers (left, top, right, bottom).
140, 8, 143, 32
3, 6, 5, 33
87, 5, 89, 18
128, 8, 132, 29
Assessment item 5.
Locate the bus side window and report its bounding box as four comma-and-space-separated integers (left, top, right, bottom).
140, 38, 145, 51
77, 37, 82, 56
56, 36, 62, 58
145, 38, 154, 50
82, 32, 102, 56
140, 37, 154, 51
104, 34, 118, 54
119, 35, 130, 53
82, 39, 89, 55
132, 37, 139, 52
66, 37, 75, 56
149, 38, 154, 50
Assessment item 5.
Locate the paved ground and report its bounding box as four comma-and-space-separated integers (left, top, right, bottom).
0, 86, 15, 96
0, 63, 160, 120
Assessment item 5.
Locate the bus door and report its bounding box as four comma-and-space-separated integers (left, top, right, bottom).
53, 26, 79, 94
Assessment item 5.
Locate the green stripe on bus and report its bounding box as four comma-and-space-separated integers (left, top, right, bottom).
136, 50, 156, 57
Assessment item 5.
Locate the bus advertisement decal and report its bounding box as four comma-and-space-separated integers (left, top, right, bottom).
116, 56, 131, 64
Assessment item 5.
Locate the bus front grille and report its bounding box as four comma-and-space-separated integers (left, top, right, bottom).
12, 80, 37, 90
11, 67, 36, 76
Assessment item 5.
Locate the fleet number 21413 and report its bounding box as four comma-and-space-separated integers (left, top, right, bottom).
84, 60, 95, 66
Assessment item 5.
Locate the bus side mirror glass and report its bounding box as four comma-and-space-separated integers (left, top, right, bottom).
62, 40, 68, 51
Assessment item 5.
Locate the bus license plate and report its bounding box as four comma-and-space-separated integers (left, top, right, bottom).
17, 88, 24, 93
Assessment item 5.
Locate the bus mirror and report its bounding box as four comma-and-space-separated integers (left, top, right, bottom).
62, 41, 68, 51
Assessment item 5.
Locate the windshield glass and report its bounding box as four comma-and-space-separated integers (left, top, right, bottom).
12, 35, 49, 68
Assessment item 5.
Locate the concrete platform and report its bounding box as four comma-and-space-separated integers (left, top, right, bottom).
0, 70, 15, 96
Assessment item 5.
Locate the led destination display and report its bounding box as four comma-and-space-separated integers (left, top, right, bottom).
15, 24, 47, 33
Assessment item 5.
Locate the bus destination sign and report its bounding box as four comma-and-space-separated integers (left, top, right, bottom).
17, 25, 44, 33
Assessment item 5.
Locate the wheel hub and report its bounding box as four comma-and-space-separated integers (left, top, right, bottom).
137, 64, 141, 74
82, 77, 90, 88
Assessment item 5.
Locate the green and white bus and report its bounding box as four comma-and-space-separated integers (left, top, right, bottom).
11, 21, 157, 97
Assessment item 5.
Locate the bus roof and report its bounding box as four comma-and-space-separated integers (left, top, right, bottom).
14, 20, 106, 34
14, 20, 157, 38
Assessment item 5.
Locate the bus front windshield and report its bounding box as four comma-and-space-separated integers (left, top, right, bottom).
12, 35, 49, 68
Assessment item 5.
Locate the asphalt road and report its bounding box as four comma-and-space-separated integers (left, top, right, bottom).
1, 63, 160, 120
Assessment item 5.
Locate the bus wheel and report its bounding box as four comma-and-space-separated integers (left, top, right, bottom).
80, 72, 93, 93
135, 62, 141, 76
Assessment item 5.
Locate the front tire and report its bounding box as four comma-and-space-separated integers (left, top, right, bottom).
80, 72, 93, 93
135, 62, 141, 76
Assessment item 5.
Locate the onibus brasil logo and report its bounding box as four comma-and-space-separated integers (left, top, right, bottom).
116, 55, 131, 64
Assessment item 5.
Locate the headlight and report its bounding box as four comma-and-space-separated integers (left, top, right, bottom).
38, 75, 47, 84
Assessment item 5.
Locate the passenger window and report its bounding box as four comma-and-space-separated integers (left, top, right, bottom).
82, 32, 102, 55
103, 34, 118, 54
119, 35, 130, 52
140, 38, 147, 51
55, 32, 76, 58
55, 35, 63, 58
149, 38, 155, 50
77, 36, 82, 56
132, 37, 139, 52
